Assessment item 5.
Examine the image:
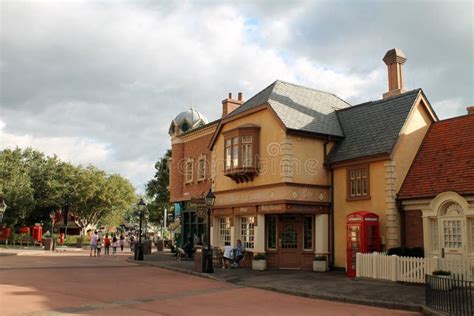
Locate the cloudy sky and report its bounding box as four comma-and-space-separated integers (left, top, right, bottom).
1, 0, 472, 193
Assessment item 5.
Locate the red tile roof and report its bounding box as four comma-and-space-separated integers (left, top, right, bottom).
398, 114, 474, 199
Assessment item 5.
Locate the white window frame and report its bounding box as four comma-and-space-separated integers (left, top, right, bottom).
185, 158, 194, 184
240, 216, 255, 249
197, 155, 206, 181
219, 217, 231, 246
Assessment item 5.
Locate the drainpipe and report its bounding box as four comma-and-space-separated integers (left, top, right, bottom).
323, 136, 335, 269
396, 197, 406, 247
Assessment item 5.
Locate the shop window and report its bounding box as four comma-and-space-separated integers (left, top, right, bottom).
185, 158, 193, 184
241, 216, 255, 249
223, 125, 260, 183
197, 155, 206, 181
347, 164, 370, 200
266, 215, 277, 249
430, 218, 439, 252
303, 216, 313, 250
219, 217, 231, 246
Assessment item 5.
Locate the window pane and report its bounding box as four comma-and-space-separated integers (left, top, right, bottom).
430, 219, 438, 251
470, 219, 474, 253
443, 220, 462, 249
219, 217, 231, 246
303, 216, 313, 250
266, 216, 277, 249
241, 217, 255, 249
242, 136, 252, 143
225, 147, 231, 169
242, 144, 252, 167
232, 143, 239, 167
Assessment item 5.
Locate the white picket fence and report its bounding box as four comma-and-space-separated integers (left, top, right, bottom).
356, 253, 474, 283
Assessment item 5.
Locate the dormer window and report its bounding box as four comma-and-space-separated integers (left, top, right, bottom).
223, 125, 260, 183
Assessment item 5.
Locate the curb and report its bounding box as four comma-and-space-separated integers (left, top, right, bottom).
130, 259, 424, 313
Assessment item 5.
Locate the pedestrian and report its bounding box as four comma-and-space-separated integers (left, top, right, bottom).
130, 234, 135, 252
119, 233, 125, 251
90, 231, 98, 257
112, 234, 118, 257
97, 237, 102, 257
104, 234, 111, 256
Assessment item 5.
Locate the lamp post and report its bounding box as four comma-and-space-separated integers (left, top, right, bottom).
135, 198, 147, 261
0, 199, 7, 223
49, 211, 55, 251
204, 189, 216, 273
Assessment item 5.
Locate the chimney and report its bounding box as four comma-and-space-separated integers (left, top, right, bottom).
222, 92, 244, 117
467, 106, 474, 115
383, 48, 407, 99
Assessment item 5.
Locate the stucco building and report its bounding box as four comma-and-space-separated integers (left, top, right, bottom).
168, 48, 470, 270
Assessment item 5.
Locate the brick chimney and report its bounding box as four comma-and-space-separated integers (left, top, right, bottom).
467, 106, 474, 115
383, 48, 407, 99
222, 92, 244, 117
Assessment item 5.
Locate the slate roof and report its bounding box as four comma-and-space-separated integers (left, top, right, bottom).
398, 114, 474, 199
227, 80, 350, 137
328, 89, 421, 164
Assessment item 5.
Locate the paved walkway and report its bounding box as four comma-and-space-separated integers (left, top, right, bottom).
140, 251, 425, 312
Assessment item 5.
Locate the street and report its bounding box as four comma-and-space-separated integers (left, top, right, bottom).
0, 250, 420, 316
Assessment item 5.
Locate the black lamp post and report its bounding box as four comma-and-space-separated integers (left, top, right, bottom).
204, 189, 216, 273
0, 199, 7, 223
135, 198, 147, 261
49, 211, 55, 251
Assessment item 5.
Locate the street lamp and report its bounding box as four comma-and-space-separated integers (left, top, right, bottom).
49, 211, 56, 251
0, 199, 7, 223
135, 198, 147, 261
204, 189, 216, 273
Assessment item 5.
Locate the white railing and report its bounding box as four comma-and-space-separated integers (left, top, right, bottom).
356, 253, 474, 283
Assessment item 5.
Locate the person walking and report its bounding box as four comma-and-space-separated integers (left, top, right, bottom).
112, 234, 118, 257
97, 237, 102, 257
90, 231, 98, 257
119, 233, 125, 251
104, 234, 111, 256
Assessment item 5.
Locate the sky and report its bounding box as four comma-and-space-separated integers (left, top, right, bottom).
1, 0, 473, 193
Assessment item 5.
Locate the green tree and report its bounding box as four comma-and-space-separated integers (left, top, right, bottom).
146, 149, 171, 224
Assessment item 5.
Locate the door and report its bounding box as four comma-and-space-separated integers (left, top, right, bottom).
346, 224, 360, 277
441, 218, 465, 260
278, 215, 302, 269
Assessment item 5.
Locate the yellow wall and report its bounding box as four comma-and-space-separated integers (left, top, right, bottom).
333, 160, 388, 268
214, 107, 285, 191
392, 98, 433, 191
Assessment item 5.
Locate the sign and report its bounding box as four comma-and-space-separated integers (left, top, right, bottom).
196, 205, 207, 219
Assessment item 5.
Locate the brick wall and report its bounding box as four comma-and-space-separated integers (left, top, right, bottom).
404, 210, 423, 248
170, 133, 213, 202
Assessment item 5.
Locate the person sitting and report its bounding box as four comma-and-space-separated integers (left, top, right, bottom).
222, 242, 233, 269
233, 239, 245, 267
181, 237, 194, 260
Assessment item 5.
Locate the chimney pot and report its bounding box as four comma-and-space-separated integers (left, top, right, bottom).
228, 93, 232, 99
238, 92, 243, 101
467, 106, 474, 115
383, 48, 407, 99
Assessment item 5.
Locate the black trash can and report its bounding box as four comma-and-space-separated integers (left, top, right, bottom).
134, 242, 144, 261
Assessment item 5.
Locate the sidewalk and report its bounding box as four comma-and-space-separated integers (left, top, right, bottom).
138, 251, 425, 312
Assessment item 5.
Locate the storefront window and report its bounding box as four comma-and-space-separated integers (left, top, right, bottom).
266, 215, 277, 249
219, 217, 231, 246
241, 216, 255, 249
303, 216, 313, 250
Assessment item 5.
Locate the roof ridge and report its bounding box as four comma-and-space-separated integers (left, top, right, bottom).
336, 88, 421, 112
433, 113, 473, 124
275, 80, 351, 107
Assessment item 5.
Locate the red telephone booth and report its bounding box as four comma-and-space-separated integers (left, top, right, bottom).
32, 224, 43, 242
0, 225, 10, 241
346, 211, 381, 277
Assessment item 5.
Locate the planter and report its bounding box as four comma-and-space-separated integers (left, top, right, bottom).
313, 260, 328, 272
252, 259, 267, 271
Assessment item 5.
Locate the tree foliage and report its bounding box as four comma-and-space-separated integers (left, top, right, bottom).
146, 149, 171, 224
0, 148, 136, 232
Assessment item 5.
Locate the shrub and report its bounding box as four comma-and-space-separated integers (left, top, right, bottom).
253, 253, 266, 260
313, 255, 327, 261
433, 270, 451, 276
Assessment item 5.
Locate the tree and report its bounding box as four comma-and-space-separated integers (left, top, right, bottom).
146, 149, 171, 224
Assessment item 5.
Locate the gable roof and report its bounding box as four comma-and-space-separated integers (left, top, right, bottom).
328, 89, 422, 164
398, 114, 474, 199
226, 80, 350, 137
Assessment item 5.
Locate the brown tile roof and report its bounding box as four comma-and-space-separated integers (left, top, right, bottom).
398, 114, 474, 199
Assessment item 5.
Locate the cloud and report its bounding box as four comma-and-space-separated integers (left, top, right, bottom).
1, 1, 472, 192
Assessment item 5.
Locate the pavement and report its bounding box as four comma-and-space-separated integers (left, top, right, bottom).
0, 250, 419, 316
138, 251, 426, 313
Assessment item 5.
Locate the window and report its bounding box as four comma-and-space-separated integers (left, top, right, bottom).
240, 216, 255, 249
197, 155, 206, 181
219, 217, 231, 246
266, 215, 277, 249
443, 220, 462, 249
303, 216, 313, 250
469, 218, 474, 253
347, 165, 369, 199
185, 158, 193, 183
223, 125, 260, 183
242, 136, 253, 167
430, 218, 439, 252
